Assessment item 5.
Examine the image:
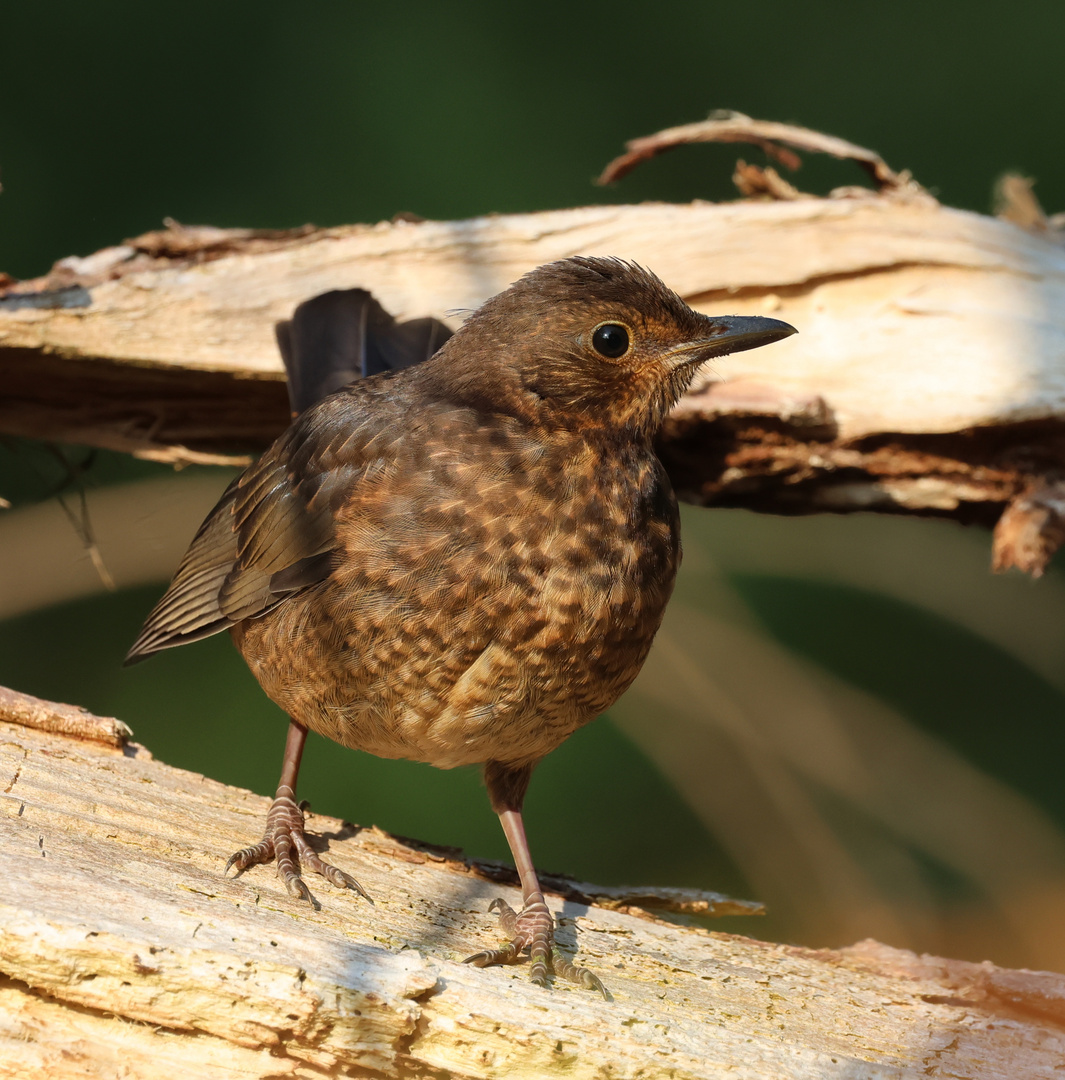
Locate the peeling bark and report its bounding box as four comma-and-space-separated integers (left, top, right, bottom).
992, 478, 1065, 576
0, 685, 131, 748
3, 121, 1065, 569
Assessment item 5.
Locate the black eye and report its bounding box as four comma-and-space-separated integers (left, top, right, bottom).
591, 322, 630, 358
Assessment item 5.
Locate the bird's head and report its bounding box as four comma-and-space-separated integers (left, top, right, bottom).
428, 256, 796, 437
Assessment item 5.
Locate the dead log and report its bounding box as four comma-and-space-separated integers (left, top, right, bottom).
3, 117, 1065, 570
1, 692, 1063, 1079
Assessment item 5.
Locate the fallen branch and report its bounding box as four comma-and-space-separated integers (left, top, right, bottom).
3, 117, 1065, 569
1, 705, 1062, 1078
0, 684, 131, 748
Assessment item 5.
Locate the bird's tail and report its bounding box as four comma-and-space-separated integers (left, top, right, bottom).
274, 289, 452, 414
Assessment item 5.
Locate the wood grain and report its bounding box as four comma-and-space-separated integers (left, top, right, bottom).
1, 715, 1063, 1078
4, 191, 1065, 566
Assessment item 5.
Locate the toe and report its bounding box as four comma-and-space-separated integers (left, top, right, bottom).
463, 942, 521, 967
309, 855, 372, 901
552, 946, 608, 998
225, 839, 274, 876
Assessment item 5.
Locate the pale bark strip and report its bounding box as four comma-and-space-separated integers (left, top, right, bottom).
3, 168, 1065, 564
4, 196, 1064, 442
1, 715, 1063, 1078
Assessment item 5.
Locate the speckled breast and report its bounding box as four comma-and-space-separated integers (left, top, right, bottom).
233, 411, 681, 770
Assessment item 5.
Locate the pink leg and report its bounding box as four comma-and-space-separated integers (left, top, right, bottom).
464, 761, 605, 996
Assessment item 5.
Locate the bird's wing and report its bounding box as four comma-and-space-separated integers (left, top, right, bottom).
215, 408, 367, 622
123, 474, 245, 661
124, 389, 398, 663
127, 287, 449, 664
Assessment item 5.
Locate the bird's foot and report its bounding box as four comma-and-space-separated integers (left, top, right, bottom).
224, 785, 371, 904
464, 892, 606, 998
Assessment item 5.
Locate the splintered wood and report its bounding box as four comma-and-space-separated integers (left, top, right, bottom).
3, 143, 1065, 568
1, 716, 1063, 1078
0, 685, 132, 748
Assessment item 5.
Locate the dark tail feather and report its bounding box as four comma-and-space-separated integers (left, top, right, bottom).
275, 289, 452, 414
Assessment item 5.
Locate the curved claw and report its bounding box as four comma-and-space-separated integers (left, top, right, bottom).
290, 828, 373, 902
553, 946, 608, 1000
463, 942, 521, 967
282, 870, 313, 902
225, 840, 273, 877
486, 897, 519, 935
325, 864, 374, 903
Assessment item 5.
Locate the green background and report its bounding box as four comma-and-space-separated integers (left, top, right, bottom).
3, 1, 1065, 967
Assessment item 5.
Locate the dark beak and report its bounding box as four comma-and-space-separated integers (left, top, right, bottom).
668, 315, 797, 366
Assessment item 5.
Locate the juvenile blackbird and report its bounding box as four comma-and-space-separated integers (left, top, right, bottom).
127, 257, 795, 993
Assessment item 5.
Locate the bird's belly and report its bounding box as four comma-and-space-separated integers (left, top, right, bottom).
232, 547, 675, 770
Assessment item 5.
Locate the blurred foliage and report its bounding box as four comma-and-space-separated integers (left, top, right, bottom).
2, 1, 1064, 280
735, 576, 1065, 824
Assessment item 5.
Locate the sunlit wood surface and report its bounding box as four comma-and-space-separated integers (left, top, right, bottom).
2, 711, 1063, 1078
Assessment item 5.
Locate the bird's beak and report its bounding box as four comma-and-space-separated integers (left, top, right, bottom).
667, 315, 797, 367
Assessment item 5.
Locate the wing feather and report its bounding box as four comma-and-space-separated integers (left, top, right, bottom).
126, 287, 440, 665
124, 481, 242, 661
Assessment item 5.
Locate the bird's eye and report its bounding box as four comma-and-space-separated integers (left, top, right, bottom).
591, 322, 630, 359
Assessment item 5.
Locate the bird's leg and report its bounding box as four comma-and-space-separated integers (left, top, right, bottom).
225, 719, 370, 903
464, 761, 605, 997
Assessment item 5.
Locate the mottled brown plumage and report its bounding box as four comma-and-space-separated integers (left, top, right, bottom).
128, 257, 795, 994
